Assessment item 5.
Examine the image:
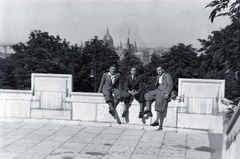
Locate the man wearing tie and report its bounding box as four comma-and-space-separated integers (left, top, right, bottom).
98, 65, 122, 118
144, 66, 173, 130
121, 67, 144, 118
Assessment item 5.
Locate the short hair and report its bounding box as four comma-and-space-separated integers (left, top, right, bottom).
157, 65, 164, 70
131, 66, 137, 70
110, 64, 117, 68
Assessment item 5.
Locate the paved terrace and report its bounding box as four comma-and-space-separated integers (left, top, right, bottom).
0, 119, 222, 159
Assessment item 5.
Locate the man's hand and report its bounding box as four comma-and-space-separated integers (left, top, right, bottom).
128, 90, 138, 96
164, 93, 169, 99
128, 90, 134, 95
132, 90, 139, 96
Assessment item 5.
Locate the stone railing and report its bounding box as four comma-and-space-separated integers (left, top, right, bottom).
0, 74, 226, 133
0, 89, 32, 118
0, 89, 224, 133
222, 101, 240, 159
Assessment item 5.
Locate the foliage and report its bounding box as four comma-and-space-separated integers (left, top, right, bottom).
206, 0, 240, 22
199, 21, 240, 73
144, 43, 202, 92
118, 51, 144, 87
79, 36, 119, 92
0, 58, 17, 89
0, 32, 119, 92
0, 27, 239, 100
198, 21, 240, 99
0, 30, 82, 90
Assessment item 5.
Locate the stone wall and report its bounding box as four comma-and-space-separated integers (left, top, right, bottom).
0, 89, 32, 118
0, 89, 223, 133
70, 92, 178, 127
178, 78, 226, 114
222, 101, 240, 159
0, 74, 226, 133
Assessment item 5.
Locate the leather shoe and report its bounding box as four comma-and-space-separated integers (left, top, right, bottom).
111, 109, 115, 116
149, 111, 153, 117
155, 126, 163, 131
144, 110, 153, 117
122, 111, 127, 117
143, 110, 150, 114
150, 122, 159, 126
138, 112, 143, 118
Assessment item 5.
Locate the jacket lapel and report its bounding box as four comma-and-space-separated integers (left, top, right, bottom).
155, 75, 160, 86
162, 73, 166, 84
131, 75, 139, 88
155, 73, 165, 85
114, 74, 119, 84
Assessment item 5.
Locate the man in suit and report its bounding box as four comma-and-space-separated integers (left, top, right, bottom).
121, 67, 145, 118
98, 65, 122, 117
144, 66, 173, 131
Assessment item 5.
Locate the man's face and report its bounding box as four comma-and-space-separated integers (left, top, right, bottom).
130, 68, 137, 76
156, 67, 164, 75
109, 67, 116, 75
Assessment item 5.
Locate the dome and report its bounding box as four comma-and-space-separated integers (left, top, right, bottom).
103, 28, 114, 49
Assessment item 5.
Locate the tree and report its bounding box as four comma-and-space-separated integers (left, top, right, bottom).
144, 43, 201, 92
0, 57, 17, 89
118, 51, 144, 83
79, 36, 119, 92
1, 30, 82, 90
161, 44, 202, 91
206, 0, 240, 22
198, 21, 240, 99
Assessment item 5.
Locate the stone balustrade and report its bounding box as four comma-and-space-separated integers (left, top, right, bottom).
0, 73, 226, 133
0, 89, 223, 133
222, 101, 240, 159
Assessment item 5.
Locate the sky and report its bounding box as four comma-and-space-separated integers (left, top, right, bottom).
0, 0, 231, 49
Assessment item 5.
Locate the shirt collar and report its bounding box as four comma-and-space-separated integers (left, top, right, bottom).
107, 72, 115, 77
159, 73, 164, 77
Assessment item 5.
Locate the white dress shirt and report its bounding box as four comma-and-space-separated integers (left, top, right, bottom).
108, 72, 115, 84
158, 74, 163, 84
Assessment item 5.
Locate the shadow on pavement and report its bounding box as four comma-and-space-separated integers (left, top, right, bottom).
208, 133, 223, 159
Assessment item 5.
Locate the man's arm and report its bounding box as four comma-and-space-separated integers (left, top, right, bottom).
124, 75, 130, 91
137, 75, 143, 93
98, 73, 106, 93
117, 73, 122, 92
165, 73, 173, 96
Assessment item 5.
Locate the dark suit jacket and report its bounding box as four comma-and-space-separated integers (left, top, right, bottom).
122, 74, 144, 102
124, 74, 143, 93
155, 73, 173, 96
98, 72, 122, 94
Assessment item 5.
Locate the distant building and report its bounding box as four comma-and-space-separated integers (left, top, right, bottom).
101, 28, 170, 65
115, 41, 125, 60
102, 28, 114, 50
0, 45, 14, 59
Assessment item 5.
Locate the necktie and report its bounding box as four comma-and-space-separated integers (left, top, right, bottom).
132, 75, 136, 83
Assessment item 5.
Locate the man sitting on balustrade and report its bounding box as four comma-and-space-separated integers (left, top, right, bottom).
144, 65, 173, 131
121, 67, 145, 118
98, 64, 122, 120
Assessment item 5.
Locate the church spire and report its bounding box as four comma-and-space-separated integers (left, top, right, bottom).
135, 40, 137, 52
107, 27, 109, 34
127, 29, 130, 52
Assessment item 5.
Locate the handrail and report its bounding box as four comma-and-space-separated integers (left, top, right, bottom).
226, 101, 240, 135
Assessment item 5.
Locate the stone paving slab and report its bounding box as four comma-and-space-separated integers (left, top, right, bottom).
0, 119, 215, 159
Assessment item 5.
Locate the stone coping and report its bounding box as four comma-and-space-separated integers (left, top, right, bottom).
226, 101, 240, 135
0, 89, 32, 94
